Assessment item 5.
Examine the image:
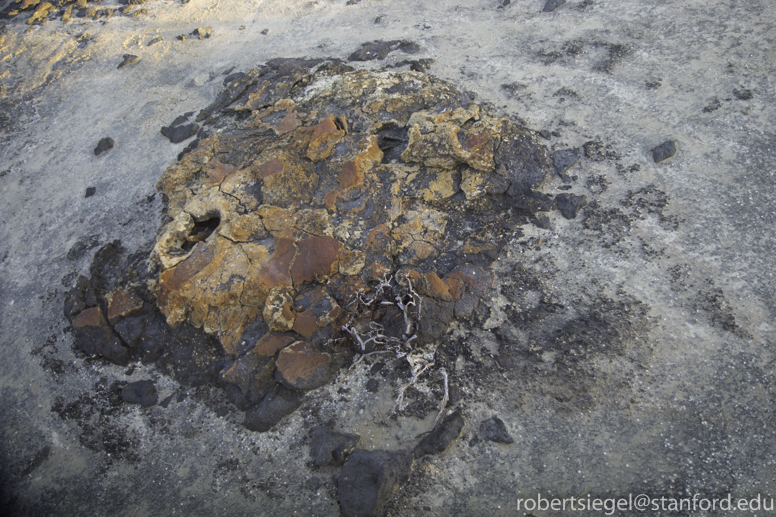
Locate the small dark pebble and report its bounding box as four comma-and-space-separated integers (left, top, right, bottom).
177, 35, 187, 41
85, 187, 97, 198
498, 0, 511, 8
551, 130, 561, 137
645, 79, 662, 89
651, 140, 677, 163
543, 0, 566, 12
703, 97, 721, 113
147, 36, 162, 46
539, 129, 552, 140
479, 416, 513, 443
413, 410, 464, 457
93, 137, 114, 156
260, 28, 268, 35
117, 54, 140, 69
555, 193, 587, 219
733, 88, 753, 100
534, 214, 551, 229
309, 425, 360, 466
121, 380, 158, 407
551, 147, 580, 181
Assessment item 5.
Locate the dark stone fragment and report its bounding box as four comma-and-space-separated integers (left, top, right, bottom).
539, 129, 552, 140
63, 275, 89, 320
261, 28, 269, 35
161, 123, 199, 144
533, 214, 551, 228
71, 307, 129, 366
191, 27, 213, 40
703, 97, 721, 113
413, 410, 464, 457
651, 140, 677, 163
94, 137, 114, 156
555, 193, 587, 219
309, 425, 360, 466
223, 72, 245, 86
84, 187, 96, 198
392, 58, 435, 72
121, 380, 157, 407
365, 378, 380, 393
551, 147, 580, 181
479, 416, 513, 443
454, 293, 478, 319
498, 0, 511, 8
483, 173, 510, 195
417, 297, 454, 344
543, 0, 566, 12
159, 393, 174, 408
497, 131, 553, 198
170, 114, 189, 127
147, 36, 162, 46
348, 40, 420, 62
645, 79, 662, 89
338, 449, 414, 517
733, 88, 753, 100
243, 386, 304, 432
117, 54, 140, 69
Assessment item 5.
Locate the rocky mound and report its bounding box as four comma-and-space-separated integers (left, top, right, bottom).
64, 58, 583, 432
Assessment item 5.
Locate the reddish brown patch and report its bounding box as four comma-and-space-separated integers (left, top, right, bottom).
290, 236, 343, 286
460, 130, 490, 151
275, 341, 331, 390
257, 238, 297, 291
107, 288, 144, 324
338, 160, 363, 190
204, 160, 236, 186
424, 272, 452, 301
445, 277, 464, 300
447, 265, 493, 296
324, 189, 339, 211
293, 311, 318, 338
253, 333, 296, 357
258, 157, 284, 179
274, 111, 302, 135
156, 243, 215, 306
72, 307, 104, 328
308, 115, 339, 144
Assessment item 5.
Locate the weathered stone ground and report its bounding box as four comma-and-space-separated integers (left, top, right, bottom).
1, 0, 775, 516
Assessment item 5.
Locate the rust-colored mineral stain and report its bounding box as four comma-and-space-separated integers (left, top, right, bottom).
275, 341, 331, 390
274, 111, 302, 135
338, 160, 363, 190
424, 272, 452, 301
258, 157, 284, 179
204, 160, 236, 186
157, 243, 215, 305
290, 236, 343, 286
308, 115, 339, 144
292, 310, 318, 338
107, 288, 144, 324
253, 333, 296, 357
72, 307, 104, 328
257, 238, 297, 290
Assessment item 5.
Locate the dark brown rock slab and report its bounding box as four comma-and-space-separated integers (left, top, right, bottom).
275, 341, 332, 390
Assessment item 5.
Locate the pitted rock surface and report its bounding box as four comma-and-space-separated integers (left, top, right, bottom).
66, 58, 569, 431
